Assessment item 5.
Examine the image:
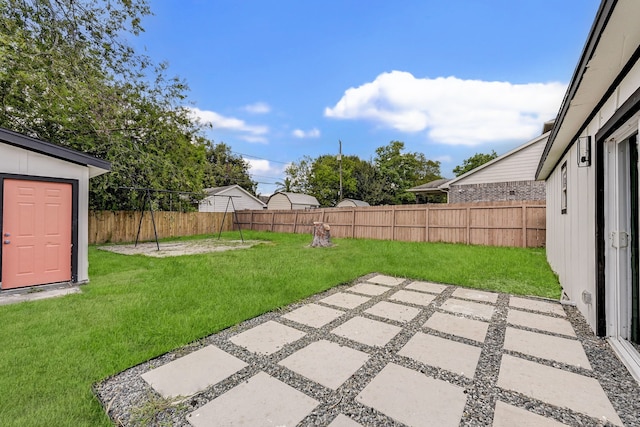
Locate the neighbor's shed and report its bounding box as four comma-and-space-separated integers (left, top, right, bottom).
267, 192, 320, 210
536, 0, 640, 381
0, 127, 110, 290
199, 185, 266, 212
336, 199, 370, 208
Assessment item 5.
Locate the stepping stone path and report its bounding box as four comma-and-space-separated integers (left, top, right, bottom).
96, 274, 640, 426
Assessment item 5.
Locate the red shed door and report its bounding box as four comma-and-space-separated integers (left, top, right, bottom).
2, 179, 72, 289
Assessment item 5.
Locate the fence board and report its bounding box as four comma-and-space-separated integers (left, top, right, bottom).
235, 201, 546, 248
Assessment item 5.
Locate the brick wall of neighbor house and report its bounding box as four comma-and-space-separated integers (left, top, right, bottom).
448, 180, 546, 203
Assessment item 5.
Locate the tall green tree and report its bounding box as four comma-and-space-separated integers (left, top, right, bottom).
374, 141, 442, 204
203, 142, 257, 194
453, 150, 498, 177
0, 0, 212, 210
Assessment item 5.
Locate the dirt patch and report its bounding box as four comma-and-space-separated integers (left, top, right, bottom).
97, 238, 264, 257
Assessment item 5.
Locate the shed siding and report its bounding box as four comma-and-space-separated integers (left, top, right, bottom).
267, 193, 292, 210
199, 187, 264, 212
1, 143, 91, 283
456, 139, 545, 185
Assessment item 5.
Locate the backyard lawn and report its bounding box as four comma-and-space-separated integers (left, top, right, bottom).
0, 231, 560, 426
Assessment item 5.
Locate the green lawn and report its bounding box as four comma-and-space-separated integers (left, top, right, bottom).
0, 231, 560, 426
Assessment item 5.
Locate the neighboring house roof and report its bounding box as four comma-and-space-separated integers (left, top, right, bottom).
202, 184, 266, 206
337, 198, 370, 207
443, 131, 550, 188
407, 178, 451, 194
0, 126, 111, 177
269, 192, 320, 207
536, 1, 640, 179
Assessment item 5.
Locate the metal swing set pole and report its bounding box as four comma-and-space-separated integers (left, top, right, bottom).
217, 195, 244, 243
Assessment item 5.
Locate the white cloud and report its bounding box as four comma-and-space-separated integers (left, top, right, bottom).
243, 102, 271, 114
324, 71, 566, 146
292, 128, 321, 138
187, 107, 269, 143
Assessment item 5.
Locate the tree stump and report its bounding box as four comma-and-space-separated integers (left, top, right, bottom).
311, 221, 332, 247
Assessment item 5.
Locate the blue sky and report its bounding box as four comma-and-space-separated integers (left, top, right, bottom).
130, 0, 601, 195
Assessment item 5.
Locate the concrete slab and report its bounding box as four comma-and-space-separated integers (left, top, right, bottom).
356, 363, 467, 427
347, 282, 391, 296
493, 401, 569, 427
399, 332, 482, 378
424, 311, 489, 343
141, 345, 247, 398
279, 340, 370, 390
328, 414, 363, 426
366, 275, 404, 287
365, 301, 421, 323
405, 281, 448, 294
389, 289, 436, 307
509, 297, 566, 317
497, 355, 623, 426
440, 298, 495, 320
503, 327, 591, 369
320, 292, 371, 309
332, 316, 402, 347
186, 372, 318, 427
507, 309, 576, 337
0, 286, 81, 306
230, 321, 305, 355
282, 303, 345, 328
452, 287, 498, 303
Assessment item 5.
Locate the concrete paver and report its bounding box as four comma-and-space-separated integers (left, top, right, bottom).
347, 282, 391, 296
504, 327, 591, 369
230, 320, 305, 355
320, 292, 371, 309
141, 345, 247, 398
364, 300, 421, 323
507, 309, 576, 337
440, 298, 495, 320
332, 316, 402, 347
424, 311, 489, 342
282, 303, 345, 328
356, 363, 467, 427
509, 296, 566, 317
497, 354, 623, 426
279, 340, 369, 389
399, 332, 482, 377
366, 274, 404, 287
389, 289, 436, 307
493, 401, 569, 427
452, 287, 498, 303
186, 372, 318, 427
405, 280, 448, 294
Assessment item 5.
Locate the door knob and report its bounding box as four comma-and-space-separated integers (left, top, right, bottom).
3, 240, 9, 244
3, 233, 8, 237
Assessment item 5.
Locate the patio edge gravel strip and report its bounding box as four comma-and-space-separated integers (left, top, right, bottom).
94, 273, 640, 427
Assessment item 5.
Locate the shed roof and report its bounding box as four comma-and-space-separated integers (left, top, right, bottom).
203, 184, 266, 206
271, 192, 320, 206
337, 198, 370, 207
0, 127, 111, 177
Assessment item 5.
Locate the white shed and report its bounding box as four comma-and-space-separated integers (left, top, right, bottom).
0, 127, 110, 290
336, 199, 370, 208
267, 192, 320, 210
199, 185, 266, 212
537, 0, 640, 381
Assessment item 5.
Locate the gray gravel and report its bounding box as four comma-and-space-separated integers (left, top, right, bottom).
94, 274, 640, 426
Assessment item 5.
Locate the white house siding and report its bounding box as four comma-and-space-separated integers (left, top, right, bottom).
267, 193, 291, 210
1, 143, 92, 283
455, 137, 546, 185
199, 187, 264, 212
545, 59, 640, 333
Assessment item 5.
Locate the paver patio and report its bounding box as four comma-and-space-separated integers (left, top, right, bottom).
100, 274, 640, 426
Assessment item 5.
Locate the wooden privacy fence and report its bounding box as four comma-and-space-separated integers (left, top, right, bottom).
235, 201, 546, 248
88, 211, 233, 244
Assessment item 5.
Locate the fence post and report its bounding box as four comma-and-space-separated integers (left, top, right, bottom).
270, 211, 275, 232
522, 205, 527, 248
293, 211, 299, 233
425, 205, 429, 242
392, 206, 396, 241
466, 207, 471, 245
352, 208, 356, 238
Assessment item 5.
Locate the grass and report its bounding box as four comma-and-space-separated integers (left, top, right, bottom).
0, 231, 560, 426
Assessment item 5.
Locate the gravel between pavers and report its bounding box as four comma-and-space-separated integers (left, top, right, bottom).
94, 274, 640, 426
